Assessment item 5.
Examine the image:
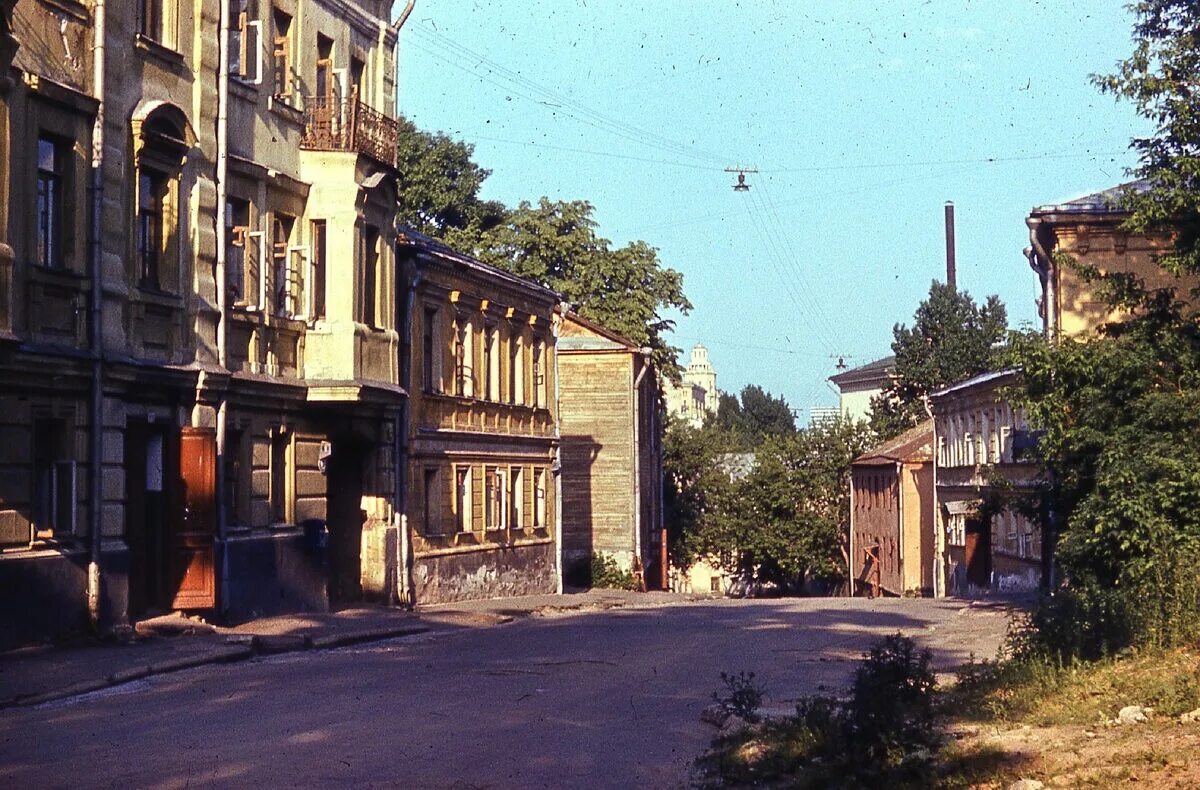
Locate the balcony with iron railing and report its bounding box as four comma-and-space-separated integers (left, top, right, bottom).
300, 93, 398, 168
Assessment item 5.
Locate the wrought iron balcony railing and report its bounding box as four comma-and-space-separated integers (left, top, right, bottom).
300, 94, 398, 168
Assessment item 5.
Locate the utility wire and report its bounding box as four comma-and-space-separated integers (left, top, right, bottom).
408, 25, 731, 166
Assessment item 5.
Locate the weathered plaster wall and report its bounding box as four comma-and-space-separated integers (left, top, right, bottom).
413, 542, 556, 604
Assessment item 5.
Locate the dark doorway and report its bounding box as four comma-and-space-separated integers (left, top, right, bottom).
125, 420, 171, 616
326, 439, 366, 604
964, 516, 991, 589
126, 422, 217, 616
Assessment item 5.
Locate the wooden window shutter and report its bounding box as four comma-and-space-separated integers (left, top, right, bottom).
471, 465, 483, 530
273, 35, 290, 97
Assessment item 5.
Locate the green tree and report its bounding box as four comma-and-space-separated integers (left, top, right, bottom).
394, 115, 506, 240
662, 416, 741, 567
714, 391, 743, 434
870, 281, 1008, 439
690, 418, 873, 589
738, 385, 796, 440
460, 198, 692, 378
1094, 0, 1200, 277
1006, 291, 1200, 655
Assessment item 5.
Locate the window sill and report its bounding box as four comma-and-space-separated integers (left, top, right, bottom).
229, 79, 260, 102
135, 34, 187, 72
38, 0, 88, 22
135, 286, 183, 309
28, 263, 88, 285
269, 96, 304, 126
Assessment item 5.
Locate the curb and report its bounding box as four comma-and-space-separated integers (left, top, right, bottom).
0, 625, 431, 711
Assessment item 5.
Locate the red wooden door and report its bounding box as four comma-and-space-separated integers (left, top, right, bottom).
171, 426, 217, 609
964, 517, 990, 588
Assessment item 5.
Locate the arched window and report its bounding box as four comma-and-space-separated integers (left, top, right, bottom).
132, 104, 191, 294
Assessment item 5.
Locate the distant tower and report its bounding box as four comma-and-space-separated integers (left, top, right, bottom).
685, 344, 718, 414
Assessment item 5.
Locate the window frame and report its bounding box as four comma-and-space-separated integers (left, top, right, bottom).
455, 465, 472, 533
35, 134, 68, 270
271, 6, 293, 100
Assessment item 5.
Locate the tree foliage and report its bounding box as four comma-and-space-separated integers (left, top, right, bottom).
1094, 0, 1200, 276
395, 115, 506, 240
459, 198, 691, 377
675, 417, 873, 589
394, 120, 692, 378
711, 386, 795, 447
870, 281, 1008, 439
1005, 285, 1200, 654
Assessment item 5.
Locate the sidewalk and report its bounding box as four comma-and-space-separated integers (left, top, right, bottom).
0, 589, 706, 710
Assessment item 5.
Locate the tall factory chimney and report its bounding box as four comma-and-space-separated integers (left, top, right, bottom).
944, 201, 957, 290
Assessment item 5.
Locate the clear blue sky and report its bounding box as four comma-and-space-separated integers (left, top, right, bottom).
396, 1, 1148, 416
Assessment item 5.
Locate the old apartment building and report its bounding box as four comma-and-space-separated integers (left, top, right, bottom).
0, 0, 411, 646
557, 312, 664, 589
930, 369, 1041, 594
397, 230, 560, 603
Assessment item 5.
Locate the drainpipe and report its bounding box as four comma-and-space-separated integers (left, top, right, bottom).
1026, 217, 1057, 342
932, 421, 944, 598
215, 0, 231, 613
390, 1, 414, 114
631, 349, 651, 574
397, 259, 421, 607
847, 471, 855, 597
86, 0, 107, 629
896, 460, 904, 591
552, 306, 563, 595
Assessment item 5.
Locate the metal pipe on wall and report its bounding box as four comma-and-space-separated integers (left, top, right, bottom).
86, 0, 107, 629
214, 0, 231, 614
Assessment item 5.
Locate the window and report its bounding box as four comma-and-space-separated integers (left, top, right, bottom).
316, 34, 334, 99
137, 169, 168, 290
270, 429, 289, 524
483, 322, 498, 401
484, 466, 505, 530
139, 0, 176, 47
532, 339, 544, 408
230, 0, 262, 82
423, 307, 438, 392
509, 332, 523, 404
272, 213, 298, 317
534, 468, 546, 529
32, 418, 75, 538
509, 466, 523, 529
134, 109, 188, 294
350, 55, 365, 99
310, 219, 326, 320
423, 468, 441, 536
454, 316, 474, 397
271, 7, 292, 99
225, 198, 261, 307
358, 224, 379, 327
455, 466, 471, 532
224, 429, 247, 527
36, 135, 67, 269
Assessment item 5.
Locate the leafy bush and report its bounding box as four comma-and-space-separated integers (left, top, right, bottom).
699, 635, 939, 786
565, 553, 639, 591
712, 671, 765, 723
850, 633, 938, 761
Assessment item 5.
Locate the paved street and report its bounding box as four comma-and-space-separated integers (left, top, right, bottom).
0, 597, 1011, 788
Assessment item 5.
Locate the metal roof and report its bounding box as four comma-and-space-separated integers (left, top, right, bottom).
929, 367, 1020, 400
829, 354, 895, 387
1032, 179, 1150, 215
397, 225, 562, 302
854, 420, 934, 465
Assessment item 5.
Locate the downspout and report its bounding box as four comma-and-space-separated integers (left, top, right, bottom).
215, 0, 231, 614
397, 257, 420, 607
552, 307, 563, 595
631, 349, 651, 574
847, 470, 855, 597
1026, 217, 1057, 343
87, 0, 107, 629
932, 419, 944, 597
390, 1, 414, 111
896, 460, 904, 592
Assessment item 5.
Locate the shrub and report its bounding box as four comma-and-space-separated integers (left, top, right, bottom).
713, 670, 765, 722
850, 633, 938, 762
567, 553, 639, 591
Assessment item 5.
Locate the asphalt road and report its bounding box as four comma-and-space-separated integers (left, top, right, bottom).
0, 597, 1011, 788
